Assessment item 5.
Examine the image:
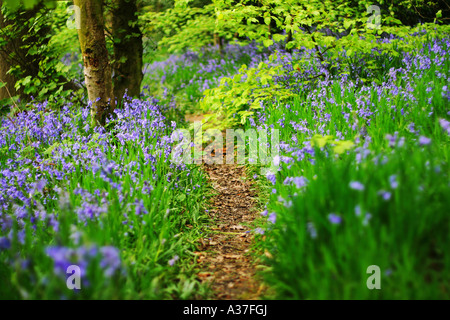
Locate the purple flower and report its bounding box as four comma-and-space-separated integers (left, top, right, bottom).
0, 236, 11, 250
100, 246, 121, 277
349, 181, 364, 191
354, 205, 362, 216
389, 175, 399, 189
378, 190, 391, 201
439, 118, 450, 135
30, 179, 47, 195
46, 246, 80, 277
277, 196, 292, 208
273, 155, 281, 167
266, 171, 276, 185
168, 255, 179, 266
13, 204, 28, 220
328, 213, 342, 225
268, 212, 276, 224
418, 136, 431, 146
307, 222, 317, 239
363, 213, 372, 226
293, 176, 308, 189
261, 210, 268, 217
254, 227, 265, 235
134, 199, 148, 216
283, 177, 293, 185
385, 134, 397, 147
408, 123, 417, 134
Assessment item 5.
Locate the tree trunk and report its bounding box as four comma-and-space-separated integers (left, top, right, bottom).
213, 32, 223, 55
111, 0, 143, 104
0, 0, 23, 102
286, 29, 292, 53
74, 0, 114, 126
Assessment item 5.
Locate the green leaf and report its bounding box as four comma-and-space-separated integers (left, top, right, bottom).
44, 142, 60, 156
263, 39, 273, 47
273, 33, 287, 42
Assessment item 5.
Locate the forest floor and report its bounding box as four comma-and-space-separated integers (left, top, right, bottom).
186, 113, 268, 300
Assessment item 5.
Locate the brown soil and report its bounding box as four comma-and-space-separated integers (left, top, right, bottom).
194, 163, 267, 300
185, 112, 268, 300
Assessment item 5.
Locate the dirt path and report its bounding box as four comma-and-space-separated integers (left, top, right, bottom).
186, 113, 266, 300
195, 164, 266, 299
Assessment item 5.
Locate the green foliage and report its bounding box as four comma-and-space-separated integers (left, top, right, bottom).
263, 145, 449, 299
242, 35, 449, 298
200, 22, 450, 127
0, 100, 213, 299
0, 2, 84, 106
200, 55, 294, 128
141, 1, 217, 53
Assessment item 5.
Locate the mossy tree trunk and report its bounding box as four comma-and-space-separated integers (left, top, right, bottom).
111, 0, 143, 104
0, 3, 20, 102
74, 0, 114, 126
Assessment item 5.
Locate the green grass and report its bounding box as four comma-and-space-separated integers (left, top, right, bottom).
0, 100, 213, 299
239, 36, 450, 299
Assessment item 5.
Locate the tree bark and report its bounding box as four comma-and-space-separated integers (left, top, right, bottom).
74, 0, 115, 126
213, 32, 223, 55
111, 0, 143, 104
0, 0, 24, 102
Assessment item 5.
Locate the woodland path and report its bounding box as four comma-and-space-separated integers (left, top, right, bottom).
186, 113, 267, 300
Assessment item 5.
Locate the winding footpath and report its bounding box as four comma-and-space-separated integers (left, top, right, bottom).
186, 113, 267, 299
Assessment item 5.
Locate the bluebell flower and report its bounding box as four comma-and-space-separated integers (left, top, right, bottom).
307, 222, 317, 239
268, 212, 276, 224
168, 255, 179, 266
254, 228, 265, 235
328, 213, 342, 225
389, 175, 399, 189
378, 190, 391, 201
0, 237, 11, 250
354, 205, 362, 216
419, 136, 431, 146
349, 181, 364, 191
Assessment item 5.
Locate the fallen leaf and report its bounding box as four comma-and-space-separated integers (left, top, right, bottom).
224, 254, 241, 259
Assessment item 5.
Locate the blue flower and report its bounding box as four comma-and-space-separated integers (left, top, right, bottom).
100, 246, 121, 277
266, 171, 276, 185
378, 190, 391, 201
328, 213, 342, 225
168, 255, 179, 266
354, 205, 362, 216
389, 175, 399, 189
418, 136, 431, 146
307, 222, 317, 239
349, 181, 364, 191
0, 237, 11, 250
363, 213, 372, 226
293, 176, 308, 189
268, 212, 276, 224
254, 227, 265, 235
